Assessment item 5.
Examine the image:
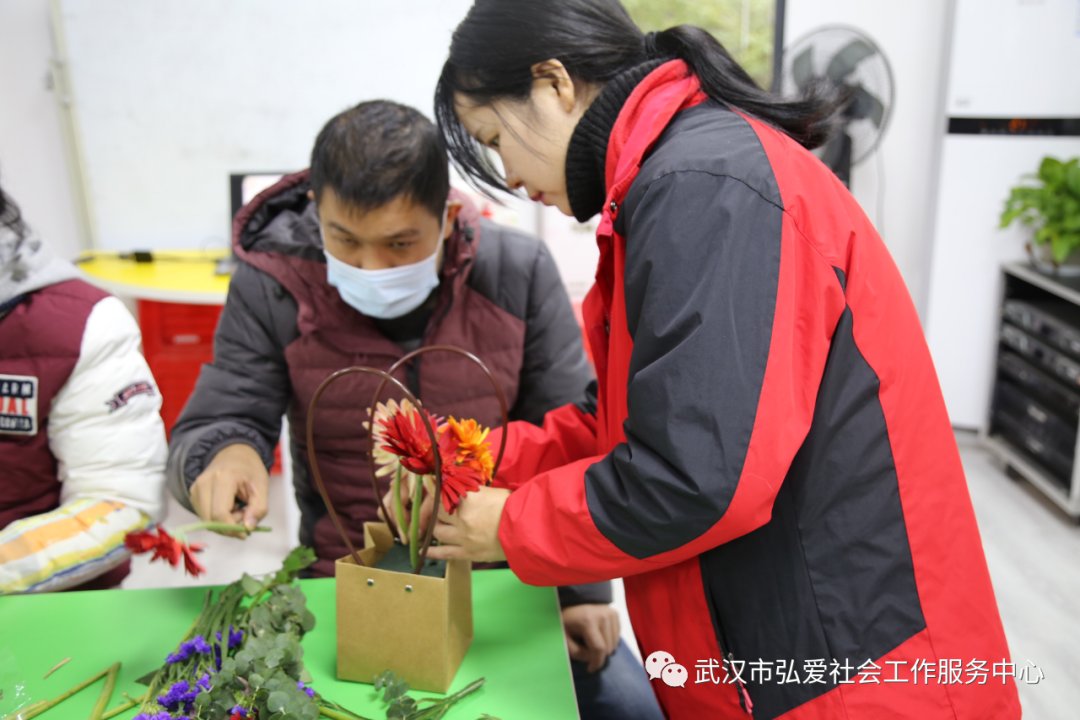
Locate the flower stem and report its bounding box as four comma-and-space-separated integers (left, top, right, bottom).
318, 704, 375, 720
88, 663, 121, 720
2, 700, 46, 719
392, 466, 408, 543
407, 677, 487, 720
4, 664, 115, 719
172, 521, 271, 537
408, 473, 425, 570
102, 692, 146, 720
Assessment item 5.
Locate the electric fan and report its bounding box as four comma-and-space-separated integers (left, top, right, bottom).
782, 25, 895, 187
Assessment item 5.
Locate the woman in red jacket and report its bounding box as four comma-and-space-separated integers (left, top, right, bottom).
426, 1, 1021, 718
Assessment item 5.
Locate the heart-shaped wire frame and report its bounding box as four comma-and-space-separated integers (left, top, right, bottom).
304, 346, 508, 574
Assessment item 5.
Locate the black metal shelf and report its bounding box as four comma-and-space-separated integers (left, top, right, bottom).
981, 264, 1080, 519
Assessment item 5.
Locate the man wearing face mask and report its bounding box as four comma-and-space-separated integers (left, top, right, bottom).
167, 101, 662, 719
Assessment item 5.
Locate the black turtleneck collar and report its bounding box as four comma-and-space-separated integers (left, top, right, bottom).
565, 60, 665, 223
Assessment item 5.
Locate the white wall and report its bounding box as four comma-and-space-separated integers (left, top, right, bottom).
3, 0, 957, 307
0, 0, 84, 260
785, 0, 954, 316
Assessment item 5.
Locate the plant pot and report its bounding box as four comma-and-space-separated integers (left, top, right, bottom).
335, 522, 473, 692
1028, 241, 1080, 277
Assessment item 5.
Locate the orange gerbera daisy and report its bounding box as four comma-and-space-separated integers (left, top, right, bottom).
445, 417, 495, 482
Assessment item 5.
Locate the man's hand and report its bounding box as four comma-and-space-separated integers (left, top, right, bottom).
563, 604, 621, 673
427, 486, 510, 562
189, 443, 269, 534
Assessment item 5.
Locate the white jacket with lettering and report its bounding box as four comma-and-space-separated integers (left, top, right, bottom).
0, 224, 167, 593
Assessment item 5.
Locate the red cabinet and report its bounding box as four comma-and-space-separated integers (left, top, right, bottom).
137, 300, 223, 439
137, 299, 280, 471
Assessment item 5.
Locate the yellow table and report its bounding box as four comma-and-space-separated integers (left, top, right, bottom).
75, 249, 231, 305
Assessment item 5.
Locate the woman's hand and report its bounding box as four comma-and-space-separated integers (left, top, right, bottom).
427, 486, 510, 562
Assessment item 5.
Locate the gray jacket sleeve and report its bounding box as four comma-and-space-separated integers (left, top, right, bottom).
509, 240, 595, 425
166, 261, 296, 509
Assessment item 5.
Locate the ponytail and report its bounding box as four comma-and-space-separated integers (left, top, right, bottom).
436, 0, 847, 193
645, 25, 846, 150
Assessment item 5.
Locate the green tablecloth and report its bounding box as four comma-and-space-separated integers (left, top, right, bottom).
0, 570, 579, 719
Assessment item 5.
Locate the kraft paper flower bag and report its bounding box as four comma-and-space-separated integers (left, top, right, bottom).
305, 345, 509, 693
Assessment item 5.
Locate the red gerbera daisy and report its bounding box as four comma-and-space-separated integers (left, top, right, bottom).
124, 526, 206, 578
378, 402, 443, 476
123, 528, 158, 553
181, 542, 207, 577
438, 459, 487, 513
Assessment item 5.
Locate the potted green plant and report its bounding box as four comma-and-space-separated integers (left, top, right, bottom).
1000, 155, 1080, 275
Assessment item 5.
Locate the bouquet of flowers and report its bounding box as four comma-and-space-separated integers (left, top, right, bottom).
302, 349, 508, 692
370, 399, 496, 571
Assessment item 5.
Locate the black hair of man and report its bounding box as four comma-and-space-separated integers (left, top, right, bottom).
310, 100, 451, 219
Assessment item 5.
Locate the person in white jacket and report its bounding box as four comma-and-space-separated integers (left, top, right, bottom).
0, 179, 167, 593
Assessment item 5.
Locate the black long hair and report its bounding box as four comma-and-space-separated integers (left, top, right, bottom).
435, 0, 846, 194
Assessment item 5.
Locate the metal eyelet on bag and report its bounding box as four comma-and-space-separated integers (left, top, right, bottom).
609, 200, 618, 213
404, 584, 414, 593
366, 578, 375, 587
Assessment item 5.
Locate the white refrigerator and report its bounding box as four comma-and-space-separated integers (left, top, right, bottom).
923, 0, 1080, 429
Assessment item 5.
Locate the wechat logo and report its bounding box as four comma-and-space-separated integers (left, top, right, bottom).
645, 650, 688, 688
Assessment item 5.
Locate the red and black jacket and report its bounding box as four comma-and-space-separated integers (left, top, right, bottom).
493, 60, 1020, 719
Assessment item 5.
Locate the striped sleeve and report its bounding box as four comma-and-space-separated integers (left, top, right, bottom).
0, 295, 166, 594
0, 498, 151, 593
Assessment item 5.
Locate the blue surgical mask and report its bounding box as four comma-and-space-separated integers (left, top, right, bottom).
322, 212, 446, 319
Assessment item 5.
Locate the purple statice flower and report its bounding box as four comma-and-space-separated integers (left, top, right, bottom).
165, 635, 214, 665
158, 679, 199, 713
196, 673, 212, 691
297, 680, 316, 698
133, 714, 171, 720
230, 706, 249, 718
165, 644, 191, 665
229, 626, 244, 648
216, 626, 245, 649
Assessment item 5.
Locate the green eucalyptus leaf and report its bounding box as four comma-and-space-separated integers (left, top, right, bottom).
387, 695, 418, 719
267, 690, 290, 713
241, 573, 264, 596
281, 546, 317, 578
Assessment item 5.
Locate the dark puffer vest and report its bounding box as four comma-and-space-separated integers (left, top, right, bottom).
168, 171, 593, 578
0, 280, 107, 527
